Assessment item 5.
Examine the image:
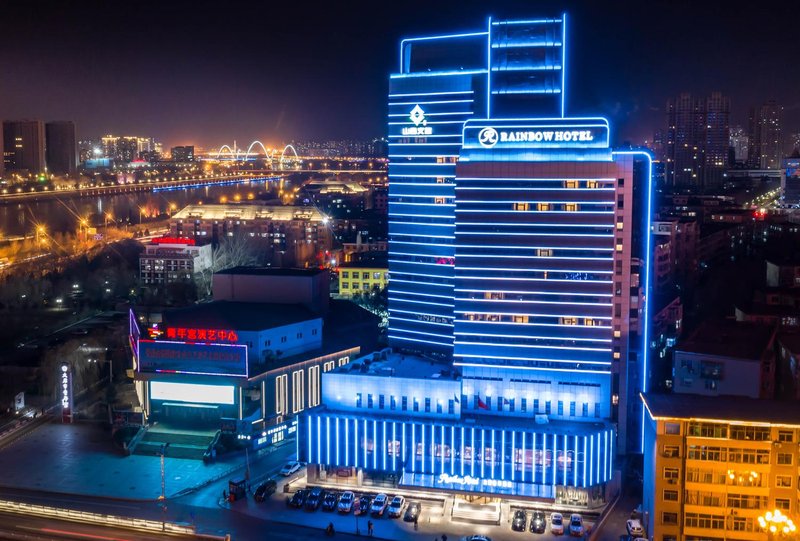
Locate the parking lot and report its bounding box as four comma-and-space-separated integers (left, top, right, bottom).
227, 468, 601, 541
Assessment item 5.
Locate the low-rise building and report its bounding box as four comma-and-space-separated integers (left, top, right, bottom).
338, 255, 388, 297
129, 268, 379, 448
170, 204, 331, 267
672, 320, 777, 398
642, 393, 800, 541
139, 237, 213, 286
766, 259, 800, 288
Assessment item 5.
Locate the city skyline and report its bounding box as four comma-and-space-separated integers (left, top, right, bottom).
2, 0, 799, 148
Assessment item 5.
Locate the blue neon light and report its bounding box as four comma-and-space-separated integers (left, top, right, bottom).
561, 12, 567, 117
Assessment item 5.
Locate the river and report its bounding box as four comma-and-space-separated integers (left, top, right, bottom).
0, 177, 290, 238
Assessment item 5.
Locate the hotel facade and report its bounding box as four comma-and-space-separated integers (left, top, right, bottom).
299, 15, 653, 505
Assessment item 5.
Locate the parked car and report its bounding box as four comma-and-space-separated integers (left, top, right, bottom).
460, 536, 492, 541
370, 493, 389, 516
305, 487, 325, 510
387, 495, 405, 518
288, 489, 308, 508
512, 509, 527, 531
626, 519, 644, 537
279, 461, 302, 476
254, 480, 277, 502
338, 491, 355, 513
550, 513, 565, 535
403, 501, 421, 522
569, 514, 584, 537
530, 511, 546, 533
321, 491, 339, 511
356, 495, 372, 515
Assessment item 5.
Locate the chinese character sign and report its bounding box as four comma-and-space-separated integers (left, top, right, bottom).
164, 327, 239, 343
137, 340, 248, 377
60, 363, 73, 423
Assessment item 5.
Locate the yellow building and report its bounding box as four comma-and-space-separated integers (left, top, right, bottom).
338, 263, 388, 297
642, 393, 800, 541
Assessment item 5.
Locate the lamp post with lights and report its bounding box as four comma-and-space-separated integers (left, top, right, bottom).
758, 509, 796, 540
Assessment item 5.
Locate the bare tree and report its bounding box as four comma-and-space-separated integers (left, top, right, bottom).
197, 233, 263, 297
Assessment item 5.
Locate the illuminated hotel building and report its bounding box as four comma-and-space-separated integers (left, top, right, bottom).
642, 393, 800, 541
299, 15, 653, 504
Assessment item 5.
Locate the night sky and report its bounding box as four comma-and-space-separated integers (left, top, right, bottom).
2, 0, 798, 149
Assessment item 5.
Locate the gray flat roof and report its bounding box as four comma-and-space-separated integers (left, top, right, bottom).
332, 351, 459, 381
162, 300, 319, 331
216, 267, 325, 277
676, 320, 774, 360
642, 392, 800, 427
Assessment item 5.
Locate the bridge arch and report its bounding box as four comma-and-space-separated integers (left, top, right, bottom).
242, 140, 273, 162
279, 144, 299, 170
216, 144, 236, 160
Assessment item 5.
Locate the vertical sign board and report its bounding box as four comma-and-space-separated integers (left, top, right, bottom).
60, 362, 73, 423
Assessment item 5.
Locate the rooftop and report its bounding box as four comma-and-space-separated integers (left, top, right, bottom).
172, 204, 327, 222
340, 253, 388, 269
642, 392, 800, 427
162, 300, 319, 332
331, 350, 459, 381
676, 319, 775, 360
216, 267, 325, 277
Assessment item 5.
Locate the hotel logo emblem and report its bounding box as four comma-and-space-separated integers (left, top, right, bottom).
409, 104, 426, 126
403, 105, 432, 135
478, 127, 498, 148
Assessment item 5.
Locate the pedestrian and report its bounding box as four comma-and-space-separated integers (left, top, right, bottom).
442, 535, 447, 541
414, 514, 419, 530
367, 520, 374, 536
222, 489, 227, 501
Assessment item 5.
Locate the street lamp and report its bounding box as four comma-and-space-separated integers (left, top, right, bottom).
159, 443, 171, 531
105, 212, 114, 228
759, 509, 797, 539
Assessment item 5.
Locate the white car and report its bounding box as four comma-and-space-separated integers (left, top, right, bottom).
279, 461, 302, 476
551, 512, 565, 535
370, 493, 389, 516
626, 519, 644, 537
387, 495, 405, 517
569, 514, 584, 537
338, 491, 355, 513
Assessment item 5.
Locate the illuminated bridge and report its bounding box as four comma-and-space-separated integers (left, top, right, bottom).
213, 142, 301, 170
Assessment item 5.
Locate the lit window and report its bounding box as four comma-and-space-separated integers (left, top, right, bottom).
616, 243, 623, 252
616, 222, 624, 230
537, 248, 553, 257
560, 316, 578, 325
586, 180, 599, 189
512, 315, 529, 323
564, 180, 579, 189
434, 196, 446, 204
536, 203, 551, 211
436, 177, 446, 183
513, 202, 529, 211
565, 203, 579, 212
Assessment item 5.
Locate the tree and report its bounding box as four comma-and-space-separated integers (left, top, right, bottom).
197, 233, 263, 297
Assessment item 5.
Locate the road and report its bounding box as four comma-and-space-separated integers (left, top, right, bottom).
0, 441, 297, 541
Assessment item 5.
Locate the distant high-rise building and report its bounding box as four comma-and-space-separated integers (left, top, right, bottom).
748, 99, 783, 170
729, 125, 748, 164
101, 135, 160, 163
0, 123, 4, 176
2, 120, 45, 174
665, 92, 730, 190
45, 121, 77, 175
171, 145, 194, 162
